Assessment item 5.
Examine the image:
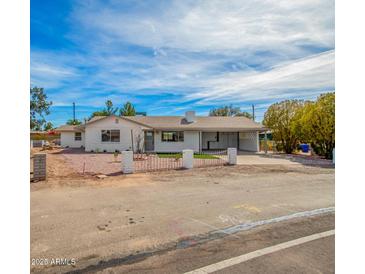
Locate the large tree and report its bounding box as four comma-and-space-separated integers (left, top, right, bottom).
89, 100, 118, 119
263, 100, 305, 154
43, 122, 54, 131
66, 119, 82, 125
209, 105, 252, 119
120, 101, 136, 116
30, 87, 52, 130
105, 100, 118, 115
294, 93, 335, 159
234, 111, 253, 119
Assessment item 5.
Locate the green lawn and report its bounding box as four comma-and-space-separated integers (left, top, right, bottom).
157, 153, 219, 159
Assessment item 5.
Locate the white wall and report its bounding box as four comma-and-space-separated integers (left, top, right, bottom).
60, 132, 85, 148
85, 116, 145, 152
154, 131, 200, 152
202, 132, 238, 149
239, 132, 259, 152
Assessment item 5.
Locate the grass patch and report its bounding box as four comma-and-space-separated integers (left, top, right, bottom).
157, 153, 219, 159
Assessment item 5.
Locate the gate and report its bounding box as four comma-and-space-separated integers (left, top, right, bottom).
193, 150, 228, 168
133, 153, 183, 173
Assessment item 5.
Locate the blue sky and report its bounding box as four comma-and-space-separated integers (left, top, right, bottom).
31, 0, 334, 126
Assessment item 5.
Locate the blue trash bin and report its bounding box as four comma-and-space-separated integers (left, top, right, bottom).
300, 144, 309, 153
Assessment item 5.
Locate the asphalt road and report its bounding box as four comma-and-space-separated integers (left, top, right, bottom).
74, 213, 335, 273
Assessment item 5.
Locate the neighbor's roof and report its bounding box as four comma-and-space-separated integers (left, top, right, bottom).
55, 125, 84, 132
124, 116, 267, 131
56, 115, 267, 132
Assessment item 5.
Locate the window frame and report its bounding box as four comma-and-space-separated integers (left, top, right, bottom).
74, 132, 82, 141
161, 131, 184, 142
101, 129, 120, 143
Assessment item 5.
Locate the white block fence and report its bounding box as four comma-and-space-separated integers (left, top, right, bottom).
227, 147, 237, 165
183, 149, 194, 169
120, 148, 237, 174
121, 151, 134, 174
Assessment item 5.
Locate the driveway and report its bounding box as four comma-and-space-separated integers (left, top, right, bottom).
31, 164, 334, 273
236, 151, 333, 166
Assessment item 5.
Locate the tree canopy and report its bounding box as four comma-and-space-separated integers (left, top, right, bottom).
120, 101, 136, 116
30, 87, 52, 130
263, 100, 305, 154
209, 105, 252, 119
89, 100, 119, 119
263, 92, 335, 158
66, 119, 82, 125
43, 121, 54, 131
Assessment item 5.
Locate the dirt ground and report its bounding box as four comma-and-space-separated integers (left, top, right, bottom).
30, 148, 333, 190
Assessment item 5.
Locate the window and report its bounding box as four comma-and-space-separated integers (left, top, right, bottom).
161, 131, 184, 142
74, 132, 82, 141
101, 130, 120, 142
110, 130, 120, 142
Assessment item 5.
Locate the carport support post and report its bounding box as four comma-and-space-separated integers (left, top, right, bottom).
183, 149, 194, 169
227, 147, 237, 165
122, 151, 134, 174
264, 132, 268, 154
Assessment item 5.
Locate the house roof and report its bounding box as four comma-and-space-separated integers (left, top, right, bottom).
56, 115, 267, 132
124, 116, 267, 131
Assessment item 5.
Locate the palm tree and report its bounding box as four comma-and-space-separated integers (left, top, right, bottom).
120, 102, 136, 116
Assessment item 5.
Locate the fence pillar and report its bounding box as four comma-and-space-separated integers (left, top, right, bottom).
227, 147, 237, 165
33, 153, 46, 180
122, 151, 134, 174
183, 149, 194, 169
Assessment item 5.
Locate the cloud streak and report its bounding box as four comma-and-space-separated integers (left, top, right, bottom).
31, 0, 334, 124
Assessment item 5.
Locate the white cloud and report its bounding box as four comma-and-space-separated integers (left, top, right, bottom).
74, 0, 334, 53
31, 0, 335, 114
188, 50, 335, 104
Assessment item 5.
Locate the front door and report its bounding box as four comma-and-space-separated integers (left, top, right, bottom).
144, 131, 154, 152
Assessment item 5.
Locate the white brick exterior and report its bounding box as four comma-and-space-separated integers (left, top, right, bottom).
84, 116, 144, 152
59, 116, 261, 153
154, 130, 200, 152
60, 132, 85, 148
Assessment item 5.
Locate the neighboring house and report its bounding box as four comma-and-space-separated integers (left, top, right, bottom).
56, 111, 267, 153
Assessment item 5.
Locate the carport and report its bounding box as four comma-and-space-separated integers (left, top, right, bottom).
201, 131, 260, 152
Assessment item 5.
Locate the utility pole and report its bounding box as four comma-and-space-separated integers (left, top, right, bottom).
73, 102, 76, 122
252, 104, 255, 121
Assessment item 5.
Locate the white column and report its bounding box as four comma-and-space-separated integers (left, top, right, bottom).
30, 140, 33, 149
256, 131, 260, 152
227, 147, 237, 165
183, 149, 194, 169
122, 151, 134, 174
332, 148, 335, 164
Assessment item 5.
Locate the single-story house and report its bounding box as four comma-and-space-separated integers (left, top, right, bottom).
56, 111, 268, 153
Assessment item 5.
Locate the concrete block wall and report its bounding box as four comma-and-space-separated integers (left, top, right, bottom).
183, 149, 194, 169
33, 153, 46, 180
227, 148, 237, 165
122, 151, 134, 173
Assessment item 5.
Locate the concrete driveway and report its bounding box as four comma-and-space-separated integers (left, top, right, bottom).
236, 151, 333, 166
